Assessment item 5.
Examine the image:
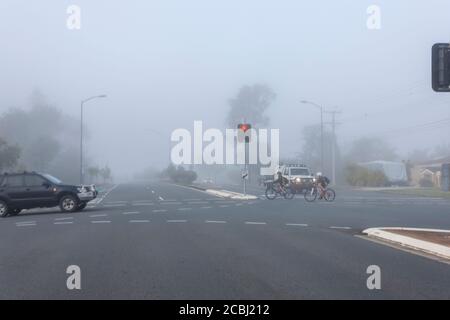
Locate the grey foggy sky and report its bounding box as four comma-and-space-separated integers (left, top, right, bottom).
1, 0, 450, 178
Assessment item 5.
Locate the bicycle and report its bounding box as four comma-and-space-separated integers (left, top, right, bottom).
265, 182, 295, 200
304, 183, 336, 202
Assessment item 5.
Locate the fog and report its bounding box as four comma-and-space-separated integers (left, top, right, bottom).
1, 0, 449, 181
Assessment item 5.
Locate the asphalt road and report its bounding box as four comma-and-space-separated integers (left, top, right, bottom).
1, 182, 449, 299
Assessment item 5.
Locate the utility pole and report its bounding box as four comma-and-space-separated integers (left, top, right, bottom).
325, 110, 341, 185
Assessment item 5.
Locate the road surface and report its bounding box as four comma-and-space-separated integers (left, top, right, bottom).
0, 182, 449, 299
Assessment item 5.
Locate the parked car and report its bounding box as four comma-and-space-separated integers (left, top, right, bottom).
0, 172, 97, 217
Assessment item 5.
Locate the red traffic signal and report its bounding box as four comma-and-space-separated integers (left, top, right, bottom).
237, 123, 252, 132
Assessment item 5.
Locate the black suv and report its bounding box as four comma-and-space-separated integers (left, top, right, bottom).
0, 172, 97, 217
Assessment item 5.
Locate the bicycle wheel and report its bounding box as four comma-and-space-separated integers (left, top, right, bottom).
304, 187, 317, 202
283, 186, 295, 200
324, 188, 336, 202
265, 186, 278, 200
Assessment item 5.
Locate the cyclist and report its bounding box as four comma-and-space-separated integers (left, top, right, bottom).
274, 169, 289, 191
315, 172, 330, 199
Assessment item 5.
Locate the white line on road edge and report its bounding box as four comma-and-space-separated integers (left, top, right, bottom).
54, 221, 74, 225
329, 226, 352, 230
129, 220, 150, 223
54, 217, 73, 221
91, 220, 111, 224
152, 209, 167, 213
205, 220, 227, 224
167, 220, 187, 223
96, 184, 119, 204
286, 223, 309, 227
245, 222, 267, 225
123, 211, 140, 215
90, 214, 108, 218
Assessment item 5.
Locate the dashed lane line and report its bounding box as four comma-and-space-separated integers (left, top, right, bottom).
329, 226, 352, 230
122, 211, 140, 215
167, 220, 187, 223
177, 207, 192, 211
152, 209, 167, 213
54, 221, 73, 225
245, 222, 267, 225
129, 220, 150, 223
90, 214, 108, 218
205, 220, 227, 224
286, 223, 309, 227
91, 220, 111, 224
54, 217, 73, 221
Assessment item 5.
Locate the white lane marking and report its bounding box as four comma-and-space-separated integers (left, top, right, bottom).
54, 217, 73, 221
286, 223, 308, 227
54, 221, 73, 225
16, 221, 36, 225
97, 184, 119, 204
106, 201, 127, 204
205, 220, 227, 224
16, 222, 36, 227
158, 196, 164, 201
167, 220, 187, 223
90, 214, 108, 218
161, 202, 182, 205
132, 203, 154, 206
123, 211, 140, 215
152, 209, 167, 213
245, 222, 267, 225
219, 205, 230, 208
200, 206, 213, 209
129, 220, 150, 223
177, 207, 192, 211
329, 226, 352, 230
91, 220, 111, 224
103, 204, 126, 207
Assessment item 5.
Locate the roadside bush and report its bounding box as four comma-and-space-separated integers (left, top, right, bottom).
345, 164, 388, 187
160, 164, 197, 185
419, 178, 434, 188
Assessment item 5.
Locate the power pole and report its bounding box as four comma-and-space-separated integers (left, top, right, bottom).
325, 110, 341, 185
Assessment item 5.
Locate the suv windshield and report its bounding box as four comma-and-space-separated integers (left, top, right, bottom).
290, 168, 310, 176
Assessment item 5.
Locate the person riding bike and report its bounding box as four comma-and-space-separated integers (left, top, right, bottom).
274, 170, 289, 191
315, 172, 330, 199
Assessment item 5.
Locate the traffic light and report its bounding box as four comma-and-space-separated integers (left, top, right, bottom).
432, 43, 450, 92
237, 123, 252, 143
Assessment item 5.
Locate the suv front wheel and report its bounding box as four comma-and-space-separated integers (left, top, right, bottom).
59, 195, 79, 213
0, 200, 9, 218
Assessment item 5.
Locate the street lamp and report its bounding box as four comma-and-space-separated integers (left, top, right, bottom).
300, 100, 324, 173
80, 95, 107, 184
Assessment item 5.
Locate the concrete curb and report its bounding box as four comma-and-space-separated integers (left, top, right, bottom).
363, 227, 450, 260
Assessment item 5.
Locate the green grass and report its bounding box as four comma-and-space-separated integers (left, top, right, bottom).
382, 188, 450, 199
